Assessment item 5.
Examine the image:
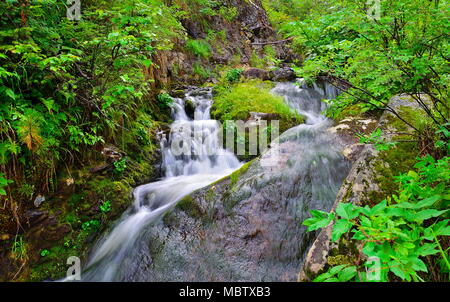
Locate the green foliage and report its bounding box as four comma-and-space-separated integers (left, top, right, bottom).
357, 128, 398, 151
113, 158, 127, 175
157, 93, 174, 109
303, 155, 450, 281
262, 0, 318, 30
0, 173, 13, 196
313, 264, 358, 282
81, 219, 101, 233
11, 235, 27, 261
40, 249, 50, 257
0, 0, 184, 190
99, 200, 112, 213
283, 0, 449, 130
186, 39, 211, 58
193, 62, 210, 79
225, 68, 243, 83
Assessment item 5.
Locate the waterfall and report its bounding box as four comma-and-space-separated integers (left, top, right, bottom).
78, 88, 241, 281
69, 81, 349, 282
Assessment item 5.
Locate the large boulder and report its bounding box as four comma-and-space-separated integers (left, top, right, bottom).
241, 67, 270, 80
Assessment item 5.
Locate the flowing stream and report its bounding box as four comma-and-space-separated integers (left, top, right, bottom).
77, 81, 349, 281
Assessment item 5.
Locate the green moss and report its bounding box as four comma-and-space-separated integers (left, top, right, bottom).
327, 255, 353, 266
229, 160, 253, 186
212, 80, 303, 159
176, 195, 203, 218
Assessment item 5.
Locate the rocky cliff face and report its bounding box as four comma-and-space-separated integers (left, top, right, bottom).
149, 0, 295, 87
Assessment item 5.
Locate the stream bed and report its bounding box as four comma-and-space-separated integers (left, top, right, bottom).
78, 81, 350, 281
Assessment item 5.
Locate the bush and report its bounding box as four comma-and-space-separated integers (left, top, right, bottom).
157, 93, 174, 109
303, 155, 450, 282
225, 68, 243, 83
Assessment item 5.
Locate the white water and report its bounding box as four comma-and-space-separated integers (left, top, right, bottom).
78, 88, 241, 281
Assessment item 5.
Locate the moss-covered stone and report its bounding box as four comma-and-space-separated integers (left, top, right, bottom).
176, 195, 203, 219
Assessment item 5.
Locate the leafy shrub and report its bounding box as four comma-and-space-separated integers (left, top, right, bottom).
225, 68, 243, 83
157, 93, 174, 109
113, 158, 127, 175
81, 220, 101, 233
303, 155, 450, 282
100, 200, 112, 213
193, 62, 210, 79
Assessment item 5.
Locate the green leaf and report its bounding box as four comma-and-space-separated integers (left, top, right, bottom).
411, 258, 428, 273
416, 243, 439, 256
332, 219, 353, 242
5, 88, 15, 100
338, 266, 357, 282
142, 59, 152, 67
413, 209, 448, 222
390, 265, 407, 280
302, 210, 334, 231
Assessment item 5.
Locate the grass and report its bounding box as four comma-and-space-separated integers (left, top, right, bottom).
186, 39, 211, 58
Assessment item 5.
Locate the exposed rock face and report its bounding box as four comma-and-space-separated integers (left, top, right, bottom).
298, 95, 425, 281
149, 0, 295, 87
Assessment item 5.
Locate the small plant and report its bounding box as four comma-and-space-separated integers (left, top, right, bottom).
357, 128, 397, 151
225, 68, 243, 83
99, 200, 111, 213
81, 219, 101, 232
40, 249, 50, 257
193, 63, 210, 78
113, 157, 127, 175
157, 93, 173, 110
11, 235, 27, 261
0, 173, 13, 196
186, 39, 211, 58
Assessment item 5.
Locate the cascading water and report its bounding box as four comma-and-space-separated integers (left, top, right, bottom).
72, 81, 350, 282
78, 88, 241, 281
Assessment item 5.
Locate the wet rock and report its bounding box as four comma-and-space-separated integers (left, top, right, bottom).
342, 143, 365, 162
299, 94, 426, 281
270, 67, 296, 81
89, 146, 125, 173
124, 107, 350, 281
248, 112, 278, 121
33, 195, 45, 208
184, 99, 196, 119
241, 68, 270, 80
24, 210, 48, 228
